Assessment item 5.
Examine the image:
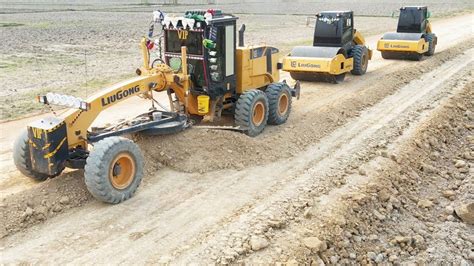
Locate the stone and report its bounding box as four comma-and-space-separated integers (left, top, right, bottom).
367, 252, 377, 261
378, 189, 391, 202
454, 160, 467, 168
445, 206, 454, 214
454, 202, 474, 225
250, 235, 269, 251
358, 167, 367, 176
389, 255, 398, 262
24, 207, 34, 217
375, 253, 384, 263
417, 199, 434, 208
59, 196, 70, 205
373, 210, 386, 220
302, 237, 327, 252
442, 190, 456, 198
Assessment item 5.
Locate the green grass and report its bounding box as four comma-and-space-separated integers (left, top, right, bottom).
0, 73, 134, 121
0, 22, 25, 28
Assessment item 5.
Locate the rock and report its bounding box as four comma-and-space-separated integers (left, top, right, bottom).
413, 235, 425, 249
303, 208, 312, 218
367, 252, 377, 261
302, 237, 327, 252
358, 167, 367, 176
375, 253, 384, 263
454, 202, 474, 225
59, 196, 70, 205
250, 235, 269, 251
24, 207, 34, 217
378, 189, 391, 202
349, 253, 357, 260
417, 199, 434, 208
442, 190, 456, 198
454, 160, 467, 168
373, 210, 386, 220
445, 206, 454, 214
330, 256, 339, 264
394, 236, 411, 244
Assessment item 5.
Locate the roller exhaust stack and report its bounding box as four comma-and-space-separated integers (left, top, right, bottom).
238, 24, 246, 47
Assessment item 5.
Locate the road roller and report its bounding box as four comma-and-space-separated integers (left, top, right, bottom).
282, 11, 372, 83
377, 6, 437, 61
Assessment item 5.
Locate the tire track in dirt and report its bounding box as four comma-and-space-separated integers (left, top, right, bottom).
0, 38, 472, 263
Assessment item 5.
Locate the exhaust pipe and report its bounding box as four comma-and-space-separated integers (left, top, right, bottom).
238, 24, 246, 47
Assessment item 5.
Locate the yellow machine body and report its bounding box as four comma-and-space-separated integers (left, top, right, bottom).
236, 45, 280, 93
377, 38, 428, 53
282, 53, 353, 75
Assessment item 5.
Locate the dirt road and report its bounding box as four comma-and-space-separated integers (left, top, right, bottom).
0, 13, 473, 264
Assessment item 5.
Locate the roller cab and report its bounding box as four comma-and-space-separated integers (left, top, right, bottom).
283, 11, 372, 83
377, 6, 437, 60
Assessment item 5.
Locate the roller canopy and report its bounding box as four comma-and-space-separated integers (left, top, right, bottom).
290, 46, 343, 58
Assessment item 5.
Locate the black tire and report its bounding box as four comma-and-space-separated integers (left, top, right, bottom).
13, 129, 58, 181
350, 45, 369, 75
84, 137, 144, 204
424, 33, 436, 56
265, 83, 292, 125
235, 90, 269, 137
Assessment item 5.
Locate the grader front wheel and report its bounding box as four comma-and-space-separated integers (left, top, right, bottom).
13, 129, 61, 181
84, 137, 144, 204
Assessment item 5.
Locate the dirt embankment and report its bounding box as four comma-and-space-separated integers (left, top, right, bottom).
246, 83, 473, 264
137, 40, 472, 174
0, 40, 471, 240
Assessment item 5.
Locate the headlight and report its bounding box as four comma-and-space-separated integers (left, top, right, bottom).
38, 93, 89, 111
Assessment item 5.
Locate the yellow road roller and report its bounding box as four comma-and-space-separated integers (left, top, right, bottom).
282, 11, 372, 83
377, 6, 437, 61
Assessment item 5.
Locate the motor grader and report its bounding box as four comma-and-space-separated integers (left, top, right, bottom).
13, 10, 300, 204
377, 6, 437, 61
282, 11, 373, 83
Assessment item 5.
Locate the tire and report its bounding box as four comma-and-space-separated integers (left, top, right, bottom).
350, 45, 369, 75
13, 129, 58, 181
84, 137, 144, 204
424, 33, 436, 56
235, 90, 269, 137
265, 83, 292, 125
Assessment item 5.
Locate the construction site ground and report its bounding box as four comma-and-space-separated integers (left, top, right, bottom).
0, 4, 473, 264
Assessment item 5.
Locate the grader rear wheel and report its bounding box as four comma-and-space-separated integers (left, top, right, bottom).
266, 83, 292, 125
84, 137, 144, 204
235, 90, 269, 137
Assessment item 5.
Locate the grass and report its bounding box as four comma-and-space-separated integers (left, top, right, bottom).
0, 73, 134, 121
0, 22, 25, 27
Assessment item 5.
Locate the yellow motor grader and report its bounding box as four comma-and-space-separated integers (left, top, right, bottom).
377, 6, 437, 61
282, 11, 373, 83
13, 10, 300, 204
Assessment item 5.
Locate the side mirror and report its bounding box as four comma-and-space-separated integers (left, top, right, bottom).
427, 11, 431, 18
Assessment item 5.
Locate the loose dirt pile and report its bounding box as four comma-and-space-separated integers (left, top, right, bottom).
137, 41, 472, 174
241, 82, 473, 264
1, 41, 471, 240
0, 172, 92, 238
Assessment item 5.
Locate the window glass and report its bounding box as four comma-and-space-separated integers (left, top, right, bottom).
225, 25, 234, 76
165, 30, 203, 55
